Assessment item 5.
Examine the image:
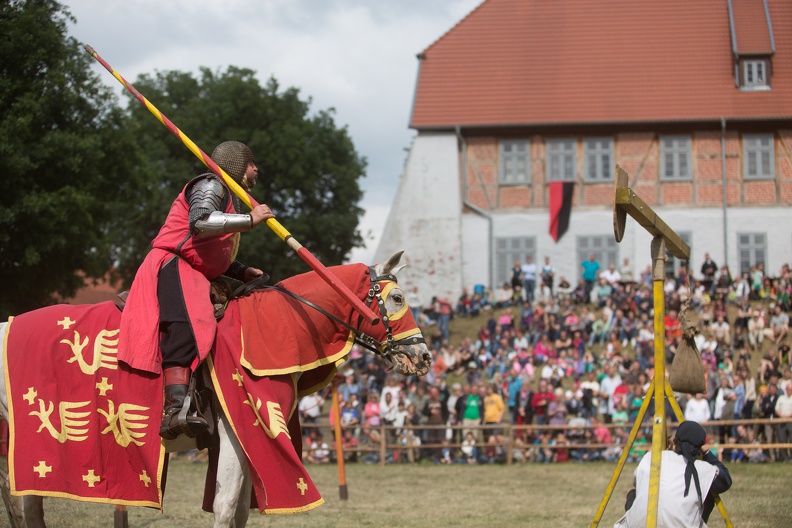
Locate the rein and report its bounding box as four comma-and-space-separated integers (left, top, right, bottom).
239, 267, 424, 363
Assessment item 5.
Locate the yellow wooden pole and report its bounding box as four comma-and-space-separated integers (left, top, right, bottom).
331, 377, 348, 500
646, 236, 667, 528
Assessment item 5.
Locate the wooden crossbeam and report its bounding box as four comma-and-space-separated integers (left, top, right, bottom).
613, 166, 690, 260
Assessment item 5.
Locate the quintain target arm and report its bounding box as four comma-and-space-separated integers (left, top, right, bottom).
613, 165, 690, 260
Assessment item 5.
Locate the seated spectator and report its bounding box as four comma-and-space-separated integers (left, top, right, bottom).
570, 427, 599, 462
541, 357, 565, 388
664, 309, 682, 341
547, 387, 568, 426
710, 314, 731, 346
730, 425, 750, 463
306, 431, 330, 464
600, 263, 622, 287
460, 431, 479, 464
612, 399, 629, 426
498, 309, 514, 331
746, 428, 767, 463
765, 304, 789, 345
456, 288, 471, 317
760, 349, 782, 384
512, 347, 534, 378
532, 433, 554, 463
495, 282, 513, 307
595, 279, 613, 307
340, 428, 359, 463
589, 312, 612, 347
552, 433, 570, 463
603, 427, 628, 462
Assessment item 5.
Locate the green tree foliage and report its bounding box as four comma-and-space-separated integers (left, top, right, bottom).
0, 0, 140, 318
0, 1, 366, 319
118, 68, 366, 284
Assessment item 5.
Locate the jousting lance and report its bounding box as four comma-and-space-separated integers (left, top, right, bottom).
85, 45, 380, 326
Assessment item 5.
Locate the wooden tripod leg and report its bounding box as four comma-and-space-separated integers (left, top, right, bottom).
589, 376, 656, 527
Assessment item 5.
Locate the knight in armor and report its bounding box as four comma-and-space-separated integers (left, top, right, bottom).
118, 141, 274, 439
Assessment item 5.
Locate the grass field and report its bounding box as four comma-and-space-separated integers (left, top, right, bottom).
7, 456, 791, 527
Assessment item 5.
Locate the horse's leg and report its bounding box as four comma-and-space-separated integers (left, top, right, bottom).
213, 413, 251, 528
22, 496, 45, 528
0, 466, 25, 528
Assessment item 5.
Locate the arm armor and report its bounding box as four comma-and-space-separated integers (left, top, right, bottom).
187, 177, 252, 239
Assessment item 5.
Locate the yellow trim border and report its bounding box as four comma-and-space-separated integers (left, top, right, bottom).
240, 329, 355, 377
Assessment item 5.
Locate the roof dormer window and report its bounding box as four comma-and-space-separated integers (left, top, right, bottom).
742, 59, 770, 90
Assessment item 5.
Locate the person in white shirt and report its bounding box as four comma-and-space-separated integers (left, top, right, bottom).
614, 421, 732, 528
298, 392, 324, 424
521, 256, 538, 303
684, 393, 712, 423
710, 315, 731, 346
600, 263, 622, 287
774, 383, 792, 461
599, 364, 622, 422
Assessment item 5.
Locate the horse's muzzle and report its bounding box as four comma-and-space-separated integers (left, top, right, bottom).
388, 343, 431, 376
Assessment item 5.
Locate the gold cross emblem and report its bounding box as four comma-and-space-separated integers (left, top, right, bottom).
296, 477, 308, 495
95, 377, 113, 396
23, 387, 37, 405
232, 369, 244, 387
82, 469, 100, 488
57, 317, 75, 330
139, 470, 152, 488
33, 461, 52, 478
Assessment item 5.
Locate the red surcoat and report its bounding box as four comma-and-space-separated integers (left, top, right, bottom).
118, 176, 241, 374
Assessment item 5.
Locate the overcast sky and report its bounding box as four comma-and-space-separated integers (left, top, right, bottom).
64, 0, 481, 264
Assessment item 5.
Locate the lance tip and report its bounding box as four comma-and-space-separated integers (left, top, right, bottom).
84, 45, 96, 56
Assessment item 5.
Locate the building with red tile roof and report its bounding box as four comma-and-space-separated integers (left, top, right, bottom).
376, 0, 792, 303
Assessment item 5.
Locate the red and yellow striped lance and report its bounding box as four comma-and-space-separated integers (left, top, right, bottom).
85, 45, 379, 326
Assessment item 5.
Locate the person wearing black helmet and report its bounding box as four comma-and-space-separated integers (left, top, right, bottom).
118, 141, 275, 440
614, 420, 732, 528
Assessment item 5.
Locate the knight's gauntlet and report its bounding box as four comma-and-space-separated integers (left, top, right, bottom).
193, 211, 253, 239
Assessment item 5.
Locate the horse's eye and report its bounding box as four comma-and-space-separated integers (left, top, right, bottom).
392, 294, 403, 304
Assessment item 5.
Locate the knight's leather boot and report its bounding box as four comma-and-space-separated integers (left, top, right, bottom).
160, 367, 208, 440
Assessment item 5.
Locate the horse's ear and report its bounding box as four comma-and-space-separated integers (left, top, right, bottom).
377, 250, 406, 276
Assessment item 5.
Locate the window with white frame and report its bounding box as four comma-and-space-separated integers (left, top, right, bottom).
499, 140, 530, 184
495, 236, 536, 286
744, 134, 775, 180
738, 233, 767, 275
576, 235, 619, 277
660, 136, 692, 181
584, 138, 614, 182
547, 139, 577, 182
742, 60, 769, 89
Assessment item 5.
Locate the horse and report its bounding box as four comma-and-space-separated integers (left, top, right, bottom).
0, 251, 431, 527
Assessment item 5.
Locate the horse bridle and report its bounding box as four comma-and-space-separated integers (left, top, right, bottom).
248, 267, 425, 366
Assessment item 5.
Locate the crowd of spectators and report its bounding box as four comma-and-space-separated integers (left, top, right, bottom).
301, 253, 792, 466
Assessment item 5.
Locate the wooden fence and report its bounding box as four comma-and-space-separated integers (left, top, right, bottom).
301, 418, 792, 466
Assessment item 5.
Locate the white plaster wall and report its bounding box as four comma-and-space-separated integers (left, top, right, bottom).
374, 132, 462, 307
461, 212, 490, 290
460, 206, 792, 294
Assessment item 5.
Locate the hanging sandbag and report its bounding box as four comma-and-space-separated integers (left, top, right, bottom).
668, 300, 706, 394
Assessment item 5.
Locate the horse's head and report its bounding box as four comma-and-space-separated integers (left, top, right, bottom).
363, 251, 431, 377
